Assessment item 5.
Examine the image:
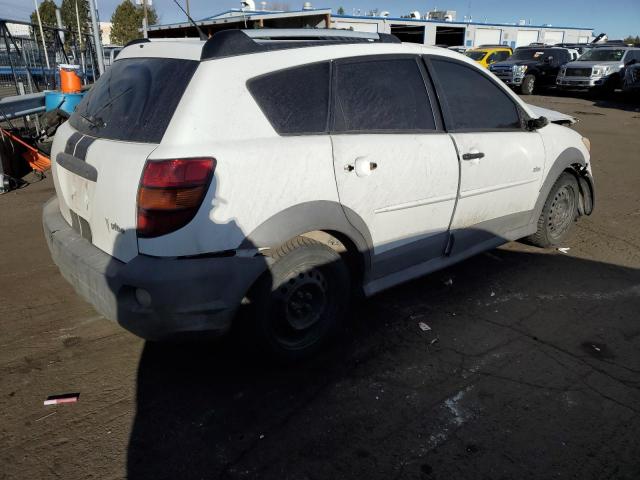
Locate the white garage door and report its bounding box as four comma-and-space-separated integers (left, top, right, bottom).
516, 30, 539, 47
332, 21, 378, 33
474, 28, 502, 47
544, 30, 564, 45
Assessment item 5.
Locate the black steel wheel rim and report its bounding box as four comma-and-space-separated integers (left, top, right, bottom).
548, 185, 576, 239
272, 268, 329, 349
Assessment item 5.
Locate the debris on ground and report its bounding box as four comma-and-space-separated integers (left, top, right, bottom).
44, 393, 80, 406
490, 291, 496, 297
430, 338, 439, 345
35, 411, 57, 422
557, 247, 570, 254
418, 322, 431, 332
444, 278, 453, 286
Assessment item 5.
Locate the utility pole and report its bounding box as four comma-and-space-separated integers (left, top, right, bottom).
87, 0, 105, 74
186, 0, 190, 17
55, 8, 65, 45
33, 0, 50, 69
142, 0, 149, 39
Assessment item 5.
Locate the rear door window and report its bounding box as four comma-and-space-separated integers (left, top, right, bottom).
247, 61, 330, 135
333, 57, 436, 133
429, 58, 521, 131
70, 58, 198, 143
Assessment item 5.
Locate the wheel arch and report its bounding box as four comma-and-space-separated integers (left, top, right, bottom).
531, 147, 594, 229
240, 201, 373, 288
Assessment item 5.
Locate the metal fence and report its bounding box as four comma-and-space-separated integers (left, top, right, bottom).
0, 19, 100, 100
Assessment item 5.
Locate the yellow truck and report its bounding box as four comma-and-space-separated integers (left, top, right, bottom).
465, 45, 513, 68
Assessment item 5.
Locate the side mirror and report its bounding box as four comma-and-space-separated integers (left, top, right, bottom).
527, 116, 549, 131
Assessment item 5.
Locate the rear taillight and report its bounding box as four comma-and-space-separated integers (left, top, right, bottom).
137, 158, 215, 238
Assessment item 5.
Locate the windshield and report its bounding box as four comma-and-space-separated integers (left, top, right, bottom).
578, 49, 626, 62
70, 57, 198, 143
511, 49, 552, 60
465, 51, 487, 61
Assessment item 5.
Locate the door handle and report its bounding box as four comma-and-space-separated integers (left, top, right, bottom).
345, 158, 378, 177
462, 152, 485, 161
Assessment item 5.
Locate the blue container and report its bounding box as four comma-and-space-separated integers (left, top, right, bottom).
45, 91, 85, 114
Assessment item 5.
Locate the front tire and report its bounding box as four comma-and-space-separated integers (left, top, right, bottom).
252, 236, 350, 360
520, 74, 536, 95
527, 172, 579, 248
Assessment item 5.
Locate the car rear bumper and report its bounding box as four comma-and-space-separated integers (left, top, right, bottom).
43, 197, 267, 340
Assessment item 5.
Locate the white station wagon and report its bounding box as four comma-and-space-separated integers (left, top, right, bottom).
43, 30, 595, 359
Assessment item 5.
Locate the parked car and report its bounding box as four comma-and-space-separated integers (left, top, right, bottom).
556, 46, 640, 93
465, 45, 513, 68
555, 43, 594, 56
623, 62, 640, 94
43, 30, 595, 358
448, 45, 467, 54
489, 46, 574, 94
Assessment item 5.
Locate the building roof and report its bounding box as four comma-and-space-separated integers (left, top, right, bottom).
333, 14, 593, 31
147, 8, 592, 34
148, 8, 332, 32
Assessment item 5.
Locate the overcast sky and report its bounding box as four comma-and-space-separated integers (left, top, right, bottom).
2, 0, 639, 38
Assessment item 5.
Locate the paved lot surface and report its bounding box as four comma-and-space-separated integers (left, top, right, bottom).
1, 93, 639, 480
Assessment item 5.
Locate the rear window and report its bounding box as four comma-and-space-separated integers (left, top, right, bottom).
247, 62, 330, 135
465, 51, 487, 61
70, 58, 198, 143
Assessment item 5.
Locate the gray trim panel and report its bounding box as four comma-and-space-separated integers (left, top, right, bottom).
241, 200, 373, 271
56, 152, 98, 182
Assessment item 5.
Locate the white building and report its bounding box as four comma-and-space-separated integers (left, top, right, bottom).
332, 13, 593, 48
147, 8, 594, 48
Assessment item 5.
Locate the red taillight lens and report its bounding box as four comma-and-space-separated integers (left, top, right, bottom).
137, 158, 215, 238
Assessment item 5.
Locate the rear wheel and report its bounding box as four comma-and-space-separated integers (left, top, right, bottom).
527, 172, 579, 248
520, 74, 536, 95
251, 236, 350, 360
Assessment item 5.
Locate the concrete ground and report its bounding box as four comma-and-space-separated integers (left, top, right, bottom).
1, 93, 639, 480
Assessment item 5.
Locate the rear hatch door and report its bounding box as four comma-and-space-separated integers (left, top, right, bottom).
52, 56, 199, 262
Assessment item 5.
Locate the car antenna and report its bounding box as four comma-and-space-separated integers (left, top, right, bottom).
171, 0, 208, 41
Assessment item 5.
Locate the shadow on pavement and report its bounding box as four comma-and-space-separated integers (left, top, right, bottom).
125, 247, 640, 480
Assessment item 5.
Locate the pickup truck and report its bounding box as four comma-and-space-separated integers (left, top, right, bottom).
556, 46, 640, 93
489, 47, 574, 95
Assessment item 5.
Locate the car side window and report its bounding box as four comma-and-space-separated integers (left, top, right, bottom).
247, 61, 330, 135
429, 58, 521, 131
333, 57, 436, 133
487, 53, 496, 64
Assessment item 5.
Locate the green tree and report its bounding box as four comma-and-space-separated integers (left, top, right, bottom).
110, 0, 158, 46
622, 35, 639, 45
30, 0, 57, 44
337, 6, 345, 15
60, 0, 91, 36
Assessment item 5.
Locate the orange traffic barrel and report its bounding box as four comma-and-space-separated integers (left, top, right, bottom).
59, 65, 82, 93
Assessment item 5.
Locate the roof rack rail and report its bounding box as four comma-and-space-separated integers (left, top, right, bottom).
476, 44, 510, 48
201, 28, 400, 61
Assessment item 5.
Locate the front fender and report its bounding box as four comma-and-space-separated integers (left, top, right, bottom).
530, 146, 594, 228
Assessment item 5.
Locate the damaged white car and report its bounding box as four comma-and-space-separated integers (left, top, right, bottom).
43, 29, 595, 358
